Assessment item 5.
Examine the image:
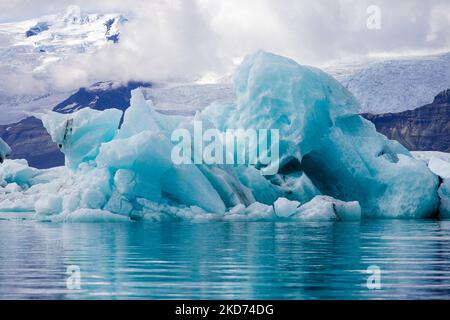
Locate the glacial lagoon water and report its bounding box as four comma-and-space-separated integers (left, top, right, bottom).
1, 214, 450, 300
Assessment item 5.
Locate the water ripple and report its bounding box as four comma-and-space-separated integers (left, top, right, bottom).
1, 220, 450, 299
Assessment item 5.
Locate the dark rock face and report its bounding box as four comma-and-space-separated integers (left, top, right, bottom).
1, 81, 151, 168
104, 16, 127, 43
105, 19, 120, 43
0, 117, 64, 169
433, 89, 450, 104
362, 89, 450, 152
25, 22, 49, 37
106, 34, 119, 43
53, 81, 151, 114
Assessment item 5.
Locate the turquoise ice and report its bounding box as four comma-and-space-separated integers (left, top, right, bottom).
439, 180, 450, 219
203, 51, 439, 218
0, 138, 11, 163
0, 51, 442, 220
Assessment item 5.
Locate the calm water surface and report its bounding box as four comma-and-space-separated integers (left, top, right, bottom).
1, 214, 450, 300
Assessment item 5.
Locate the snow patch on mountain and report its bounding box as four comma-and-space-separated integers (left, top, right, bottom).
0, 5, 126, 124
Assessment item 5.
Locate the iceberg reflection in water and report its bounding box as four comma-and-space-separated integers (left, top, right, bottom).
1, 217, 450, 300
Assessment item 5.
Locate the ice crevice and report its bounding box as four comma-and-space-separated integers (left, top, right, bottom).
0, 51, 446, 221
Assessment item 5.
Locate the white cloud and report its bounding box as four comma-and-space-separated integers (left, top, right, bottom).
41, 0, 221, 91
0, 0, 449, 93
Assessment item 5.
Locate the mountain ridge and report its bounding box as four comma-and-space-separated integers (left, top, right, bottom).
362, 89, 450, 152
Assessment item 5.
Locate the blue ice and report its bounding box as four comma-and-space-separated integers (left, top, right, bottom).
0, 51, 442, 221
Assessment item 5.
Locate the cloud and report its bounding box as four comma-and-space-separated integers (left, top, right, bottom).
42, 0, 221, 91
195, 0, 450, 63
0, 0, 449, 94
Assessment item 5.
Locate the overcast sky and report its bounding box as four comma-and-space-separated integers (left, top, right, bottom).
0, 0, 449, 90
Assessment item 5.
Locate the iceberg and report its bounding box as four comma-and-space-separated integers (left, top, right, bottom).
0, 159, 68, 212
0, 138, 11, 164
202, 51, 439, 218
412, 151, 450, 165
42, 108, 123, 169
439, 180, 450, 219
0, 51, 442, 221
274, 197, 301, 218
428, 157, 450, 180
293, 196, 361, 221
427, 157, 450, 219
412, 153, 450, 219
224, 202, 276, 221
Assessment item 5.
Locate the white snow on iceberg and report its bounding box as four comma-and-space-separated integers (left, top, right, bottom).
293, 196, 361, 221
428, 157, 450, 180
0, 51, 443, 221
412, 151, 450, 219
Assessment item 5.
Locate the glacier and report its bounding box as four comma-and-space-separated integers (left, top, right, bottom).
0, 51, 445, 221
326, 52, 450, 114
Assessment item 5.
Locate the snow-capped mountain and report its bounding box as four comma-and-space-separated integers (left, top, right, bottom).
325, 52, 450, 114
0, 5, 126, 124
0, 5, 124, 62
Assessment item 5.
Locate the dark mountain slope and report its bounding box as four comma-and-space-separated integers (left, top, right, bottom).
1, 81, 151, 168
0, 117, 63, 168
362, 90, 450, 152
